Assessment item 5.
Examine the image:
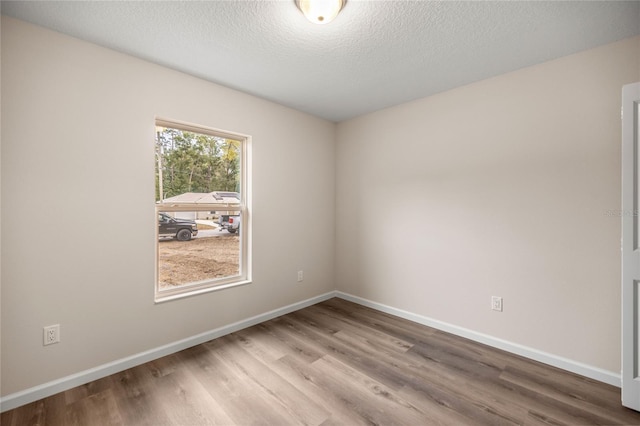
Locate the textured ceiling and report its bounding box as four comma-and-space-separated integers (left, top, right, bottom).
2, 1, 639, 122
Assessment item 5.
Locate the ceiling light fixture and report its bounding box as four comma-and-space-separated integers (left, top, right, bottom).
295, 0, 345, 25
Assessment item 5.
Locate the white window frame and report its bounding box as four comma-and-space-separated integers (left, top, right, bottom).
154, 118, 251, 303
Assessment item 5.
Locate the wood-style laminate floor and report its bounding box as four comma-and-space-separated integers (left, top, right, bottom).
3, 297, 640, 425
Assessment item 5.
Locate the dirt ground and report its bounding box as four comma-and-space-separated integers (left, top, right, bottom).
158, 235, 240, 288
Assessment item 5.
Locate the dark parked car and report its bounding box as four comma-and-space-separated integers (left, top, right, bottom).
158, 212, 198, 241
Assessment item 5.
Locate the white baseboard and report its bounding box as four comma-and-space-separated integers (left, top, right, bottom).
335, 291, 621, 388
2, 289, 620, 412
0, 291, 337, 413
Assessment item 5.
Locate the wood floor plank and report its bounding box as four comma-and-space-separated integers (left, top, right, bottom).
181, 339, 302, 425
396, 381, 514, 426
63, 376, 114, 406
41, 392, 67, 425
408, 338, 505, 382
503, 356, 624, 411
1, 400, 46, 426
145, 367, 234, 425
145, 352, 183, 379
208, 334, 331, 425
522, 410, 570, 426
254, 319, 326, 364
4, 298, 640, 425
309, 354, 430, 426
281, 311, 414, 391
391, 354, 526, 425
271, 326, 480, 425
299, 304, 415, 354
321, 298, 439, 343
271, 354, 379, 426
290, 308, 529, 425
64, 388, 123, 426
109, 364, 173, 425
234, 325, 289, 362
499, 365, 640, 424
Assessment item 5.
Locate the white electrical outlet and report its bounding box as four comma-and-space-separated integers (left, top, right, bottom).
297, 270, 304, 282
43, 324, 60, 346
491, 296, 503, 312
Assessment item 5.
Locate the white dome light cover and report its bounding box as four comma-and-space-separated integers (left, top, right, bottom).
295, 0, 345, 25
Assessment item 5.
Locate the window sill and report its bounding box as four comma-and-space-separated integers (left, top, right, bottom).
154, 279, 252, 304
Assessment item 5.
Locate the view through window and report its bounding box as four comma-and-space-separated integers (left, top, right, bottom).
155, 120, 249, 300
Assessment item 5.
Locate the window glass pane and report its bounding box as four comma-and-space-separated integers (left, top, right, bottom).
155, 123, 245, 297
157, 210, 240, 289
155, 127, 241, 201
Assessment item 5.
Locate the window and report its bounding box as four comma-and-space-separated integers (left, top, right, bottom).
154, 119, 250, 302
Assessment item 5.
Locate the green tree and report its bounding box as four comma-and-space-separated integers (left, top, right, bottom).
217, 139, 241, 192
155, 128, 240, 201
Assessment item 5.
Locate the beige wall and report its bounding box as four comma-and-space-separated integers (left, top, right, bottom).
336, 36, 640, 373
0, 16, 335, 396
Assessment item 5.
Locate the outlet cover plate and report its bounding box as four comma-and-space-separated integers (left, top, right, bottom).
44, 324, 60, 345
491, 296, 503, 312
